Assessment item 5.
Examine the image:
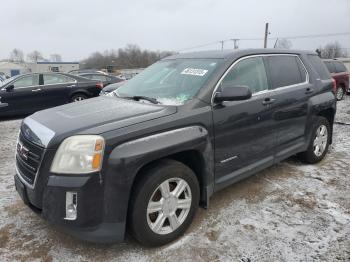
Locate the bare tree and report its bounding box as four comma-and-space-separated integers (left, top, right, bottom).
318, 42, 348, 59
80, 45, 175, 70
9, 48, 24, 62
27, 50, 44, 62
50, 54, 62, 62
274, 38, 292, 49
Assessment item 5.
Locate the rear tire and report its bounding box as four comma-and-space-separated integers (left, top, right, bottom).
70, 93, 87, 102
298, 117, 330, 164
129, 159, 199, 247
336, 86, 344, 101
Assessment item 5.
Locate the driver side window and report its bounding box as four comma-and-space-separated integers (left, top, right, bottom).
221, 57, 268, 94
13, 75, 40, 89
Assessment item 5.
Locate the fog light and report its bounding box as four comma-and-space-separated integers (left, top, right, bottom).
65, 192, 77, 220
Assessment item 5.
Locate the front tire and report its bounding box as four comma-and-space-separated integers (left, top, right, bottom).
298, 116, 330, 164
129, 159, 199, 247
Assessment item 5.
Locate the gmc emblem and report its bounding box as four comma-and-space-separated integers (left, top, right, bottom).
17, 143, 29, 160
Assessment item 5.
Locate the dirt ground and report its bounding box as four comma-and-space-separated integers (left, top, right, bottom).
0, 97, 349, 262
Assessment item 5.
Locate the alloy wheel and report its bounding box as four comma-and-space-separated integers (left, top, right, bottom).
336, 87, 344, 100
146, 178, 192, 235
313, 125, 328, 157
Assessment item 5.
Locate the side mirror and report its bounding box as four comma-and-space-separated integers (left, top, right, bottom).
5, 84, 14, 92
214, 85, 252, 103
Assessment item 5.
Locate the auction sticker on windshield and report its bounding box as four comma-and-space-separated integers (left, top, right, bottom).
181, 68, 208, 76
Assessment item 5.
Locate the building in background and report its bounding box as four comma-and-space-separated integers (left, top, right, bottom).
0, 61, 79, 77
29, 62, 79, 73
0, 62, 30, 77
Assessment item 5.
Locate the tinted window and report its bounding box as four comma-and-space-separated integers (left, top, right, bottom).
221, 57, 268, 94
13, 75, 39, 88
307, 55, 331, 80
81, 75, 93, 79
43, 74, 74, 85
267, 56, 304, 89
90, 74, 108, 81
334, 62, 347, 73
324, 61, 336, 73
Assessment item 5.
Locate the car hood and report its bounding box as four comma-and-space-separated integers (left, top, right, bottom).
22, 96, 177, 148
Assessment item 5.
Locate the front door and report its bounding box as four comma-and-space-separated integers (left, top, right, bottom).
212, 56, 275, 188
0, 74, 41, 116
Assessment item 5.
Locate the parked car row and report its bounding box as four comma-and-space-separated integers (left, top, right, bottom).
323, 59, 350, 100
0, 73, 103, 117
78, 73, 124, 87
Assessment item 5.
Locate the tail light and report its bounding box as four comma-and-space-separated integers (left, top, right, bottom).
96, 82, 103, 89
331, 78, 336, 94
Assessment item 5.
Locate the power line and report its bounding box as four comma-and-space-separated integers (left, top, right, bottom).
178, 31, 350, 52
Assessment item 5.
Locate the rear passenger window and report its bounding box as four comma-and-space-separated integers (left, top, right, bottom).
221, 57, 268, 94
334, 62, 347, 73
324, 61, 336, 73
267, 56, 305, 89
307, 55, 331, 80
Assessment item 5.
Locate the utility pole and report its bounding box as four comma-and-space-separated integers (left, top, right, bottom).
264, 23, 269, 48
220, 40, 224, 51
231, 39, 239, 49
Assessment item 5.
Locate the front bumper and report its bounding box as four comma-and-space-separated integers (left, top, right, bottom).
14, 173, 126, 243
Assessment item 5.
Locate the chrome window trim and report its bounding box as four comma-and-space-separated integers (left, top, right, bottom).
211, 54, 310, 104
1, 74, 41, 90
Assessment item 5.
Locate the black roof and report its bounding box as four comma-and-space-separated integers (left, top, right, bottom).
165, 48, 316, 60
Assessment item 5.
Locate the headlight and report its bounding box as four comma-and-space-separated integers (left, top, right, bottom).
50, 135, 105, 174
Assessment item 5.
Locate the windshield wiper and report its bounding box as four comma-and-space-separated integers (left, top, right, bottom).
113, 91, 159, 104
132, 96, 159, 104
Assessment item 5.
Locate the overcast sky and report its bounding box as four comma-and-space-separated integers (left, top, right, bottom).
1, 0, 350, 61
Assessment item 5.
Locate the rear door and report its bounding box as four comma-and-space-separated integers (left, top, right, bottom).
41, 73, 77, 107
264, 55, 311, 161
212, 56, 276, 188
0, 74, 41, 115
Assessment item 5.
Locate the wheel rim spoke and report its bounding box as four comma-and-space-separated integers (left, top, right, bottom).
172, 180, 187, 198
147, 200, 163, 214
152, 212, 166, 232
168, 213, 180, 230
176, 198, 191, 210
159, 181, 170, 198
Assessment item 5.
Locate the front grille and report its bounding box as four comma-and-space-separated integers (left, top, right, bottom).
16, 132, 44, 186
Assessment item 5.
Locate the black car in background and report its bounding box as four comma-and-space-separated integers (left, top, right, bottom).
79, 73, 124, 87
0, 72, 103, 117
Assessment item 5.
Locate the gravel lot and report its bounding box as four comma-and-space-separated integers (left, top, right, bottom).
0, 97, 349, 262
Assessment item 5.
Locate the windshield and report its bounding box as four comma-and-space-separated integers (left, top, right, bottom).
114, 59, 221, 105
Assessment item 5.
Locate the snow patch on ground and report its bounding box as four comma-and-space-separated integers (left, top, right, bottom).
0, 97, 349, 261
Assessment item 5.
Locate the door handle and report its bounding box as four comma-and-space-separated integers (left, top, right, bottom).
31, 88, 42, 92
67, 85, 76, 88
305, 88, 314, 94
262, 98, 276, 105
